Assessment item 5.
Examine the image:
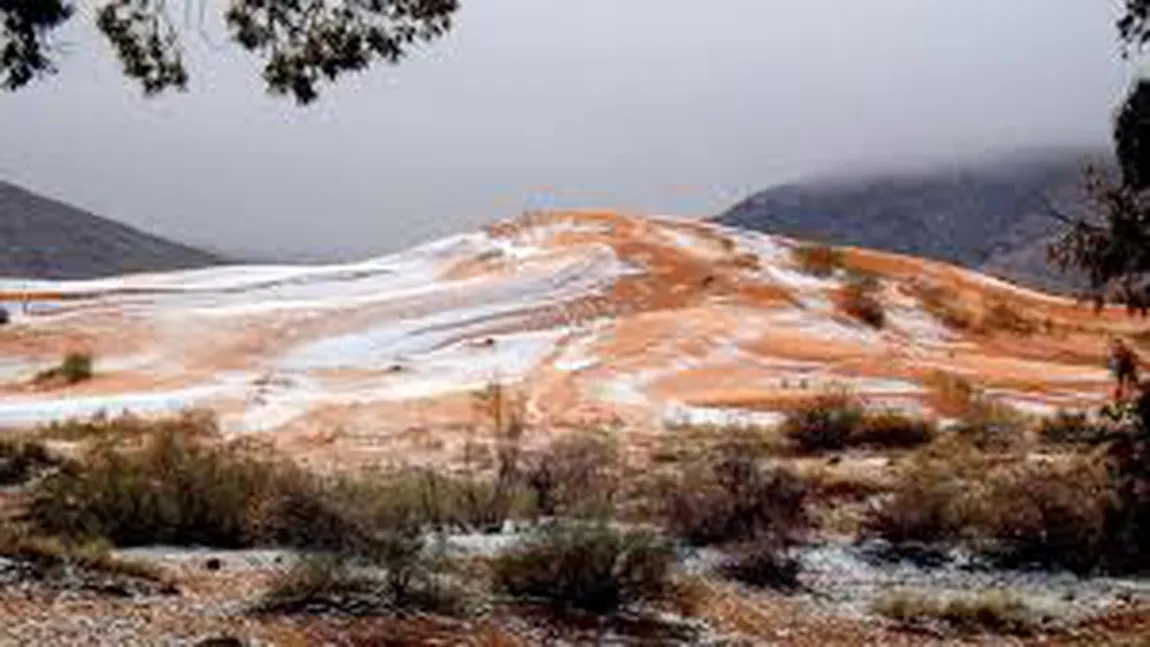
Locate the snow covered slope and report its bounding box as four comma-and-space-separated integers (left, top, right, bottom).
0, 211, 1138, 464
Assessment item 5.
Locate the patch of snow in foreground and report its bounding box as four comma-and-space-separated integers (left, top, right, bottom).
0, 385, 228, 426
662, 402, 785, 430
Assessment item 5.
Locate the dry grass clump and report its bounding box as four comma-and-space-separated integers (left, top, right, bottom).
875, 589, 1040, 636
492, 522, 675, 614
792, 244, 845, 277
39, 409, 218, 442
0, 525, 171, 593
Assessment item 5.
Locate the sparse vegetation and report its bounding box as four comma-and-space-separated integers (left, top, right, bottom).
837, 273, 886, 328
875, 589, 1039, 636
254, 544, 465, 617
981, 300, 1037, 335
492, 522, 675, 614
34, 351, 93, 386
0, 435, 58, 485
914, 282, 974, 331
923, 371, 1026, 450
523, 431, 620, 519
1040, 410, 1110, 446
852, 409, 937, 450
782, 390, 864, 453
0, 525, 171, 593
662, 433, 807, 547
792, 244, 844, 277
28, 414, 375, 552
783, 391, 936, 453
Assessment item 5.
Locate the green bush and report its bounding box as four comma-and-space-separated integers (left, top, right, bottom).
792, 244, 844, 277
782, 391, 865, 453
35, 352, 93, 386
492, 523, 675, 614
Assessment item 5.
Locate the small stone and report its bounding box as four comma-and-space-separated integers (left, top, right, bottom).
204, 557, 222, 572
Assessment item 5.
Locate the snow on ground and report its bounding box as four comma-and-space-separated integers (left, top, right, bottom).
662, 402, 785, 430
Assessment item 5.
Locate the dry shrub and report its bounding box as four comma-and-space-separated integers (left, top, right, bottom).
781, 390, 865, 453
0, 435, 59, 485
40, 409, 218, 442
867, 440, 1110, 573
875, 589, 1039, 636
863, 439, 988, 548
492, 522, 675, 614
255, 545, 465, 617
662, 434, 807, 547
716, 538, 801, 591
0, 525, 170, 593
524, 431, 620, 519
792, 244, 844, 277
923, 371, 1026, 450
971, 457, 1109, 573
852, 409, 937, 450
29, 413, 395, 552
1039, 410, 1110, 446
981, 300, 1037, 335
914, 283, 975, 331
837, 273, 886, 328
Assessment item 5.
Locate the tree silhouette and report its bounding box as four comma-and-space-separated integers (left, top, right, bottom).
0, 0, 458, 104
1050, 2, 1150, 311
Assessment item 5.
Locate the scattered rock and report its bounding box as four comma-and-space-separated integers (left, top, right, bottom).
204, 557, 222, 572
0, 306, 9, 326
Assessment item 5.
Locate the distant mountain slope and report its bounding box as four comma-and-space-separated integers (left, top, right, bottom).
714, 150, 1108, 293
0, 180, 219, 279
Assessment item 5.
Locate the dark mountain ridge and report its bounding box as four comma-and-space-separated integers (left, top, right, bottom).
715, 149, 1111, 293
0, 180, 219, 279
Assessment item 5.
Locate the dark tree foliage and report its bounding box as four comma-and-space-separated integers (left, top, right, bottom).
0, 0, 458, 103
0, 0, 73, 90
1051, 3, 1150, 312
1119, 0, 1150, 53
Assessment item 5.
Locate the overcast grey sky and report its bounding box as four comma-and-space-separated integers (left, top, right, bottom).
0, 0, 1132, 260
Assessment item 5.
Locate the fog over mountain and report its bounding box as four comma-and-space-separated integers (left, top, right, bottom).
0, 1, 1130, 260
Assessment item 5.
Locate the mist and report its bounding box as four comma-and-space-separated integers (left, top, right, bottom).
0, 0, 1131, 260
